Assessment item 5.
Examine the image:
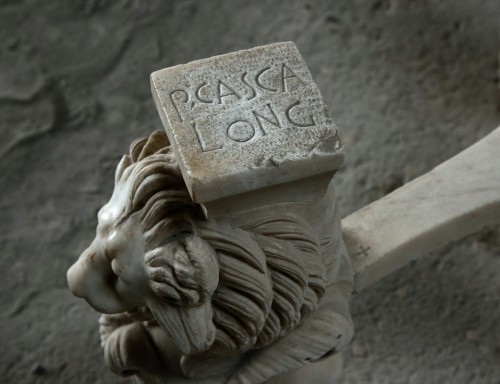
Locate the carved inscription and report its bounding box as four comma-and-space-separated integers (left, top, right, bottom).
151, 42, 344, 203
167, 63, 317, 152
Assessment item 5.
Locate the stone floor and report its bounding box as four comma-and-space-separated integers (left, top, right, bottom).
1, 1, 499, 383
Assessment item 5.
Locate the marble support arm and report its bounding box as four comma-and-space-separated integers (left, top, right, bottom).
344, 126, 500, 292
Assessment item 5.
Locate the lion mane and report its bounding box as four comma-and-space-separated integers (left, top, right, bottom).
99, 129, 351, 381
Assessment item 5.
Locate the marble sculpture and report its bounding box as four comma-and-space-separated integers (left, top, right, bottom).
68, 42, 354, 384
67, 42, 500, 384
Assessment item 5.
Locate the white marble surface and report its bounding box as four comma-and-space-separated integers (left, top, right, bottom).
151, 42, 343, 203
344, 126, 500, 292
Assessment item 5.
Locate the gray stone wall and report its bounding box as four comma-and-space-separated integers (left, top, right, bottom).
1, 1, 499, 383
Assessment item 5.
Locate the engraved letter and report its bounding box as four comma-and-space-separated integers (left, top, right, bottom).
252, 103, 280, 135
217, 80, 241, 104
169, 89, 189, 122
241, 72, 257, 100
255, 67, 278, 92
192, 122, 223, 152
281, 63, 305, 92
195, 81, 213, 104
226, 120, 256, 142
285, 100, 316, 128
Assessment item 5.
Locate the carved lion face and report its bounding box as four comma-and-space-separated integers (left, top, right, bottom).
67, 193, 219, 355
67, 193, 149, 314
67, 131, 220, 355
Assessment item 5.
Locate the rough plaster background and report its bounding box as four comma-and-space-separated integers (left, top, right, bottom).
1, 1, 499, 383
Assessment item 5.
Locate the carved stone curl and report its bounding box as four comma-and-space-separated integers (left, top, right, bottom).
67, 130, 353, 384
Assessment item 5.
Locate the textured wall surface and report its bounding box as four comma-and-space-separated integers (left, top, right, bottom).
1, 1, 499, 383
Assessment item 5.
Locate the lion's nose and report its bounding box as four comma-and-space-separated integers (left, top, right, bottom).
67, 262, 84, 298
67, 246, 134, 314
67, 256, 93, 298
67, 247, 93, 298
67, 246, 101, 298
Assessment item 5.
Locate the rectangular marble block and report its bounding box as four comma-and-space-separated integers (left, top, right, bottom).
151, 42, 343, 203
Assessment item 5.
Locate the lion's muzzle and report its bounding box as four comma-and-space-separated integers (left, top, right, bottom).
67, 242, 135, 314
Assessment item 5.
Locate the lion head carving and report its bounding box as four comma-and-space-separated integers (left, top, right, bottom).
67, 130, 353, 383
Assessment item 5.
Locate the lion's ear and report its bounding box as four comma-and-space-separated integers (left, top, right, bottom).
145, 233, 219, 305
145, 233, 219, 354
148, 298, 216, 355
